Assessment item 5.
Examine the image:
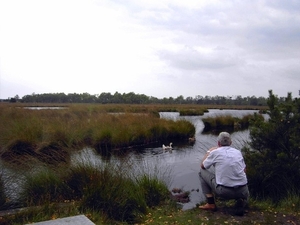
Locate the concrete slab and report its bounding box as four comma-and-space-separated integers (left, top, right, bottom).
25, 215, 95, 225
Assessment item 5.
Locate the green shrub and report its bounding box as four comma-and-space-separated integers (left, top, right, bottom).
245, 91, 300, 202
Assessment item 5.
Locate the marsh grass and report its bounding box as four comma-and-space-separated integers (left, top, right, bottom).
136, 174, 170, 207
202, 114, 263, 133
179, 108, 208, 116
81, 171, 147, 223
0, 104, 195, 164
20, 168, 68, 206
17, 158, 172, 223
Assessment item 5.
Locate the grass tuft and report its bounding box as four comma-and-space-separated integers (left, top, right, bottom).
136, 174, 170, 207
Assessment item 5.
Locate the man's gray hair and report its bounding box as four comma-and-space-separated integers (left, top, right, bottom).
218, 132, 232, 146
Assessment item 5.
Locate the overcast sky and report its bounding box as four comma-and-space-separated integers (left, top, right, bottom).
0, 0, 299, 99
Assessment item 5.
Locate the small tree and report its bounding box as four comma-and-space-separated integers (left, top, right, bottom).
245, 90, 300, 202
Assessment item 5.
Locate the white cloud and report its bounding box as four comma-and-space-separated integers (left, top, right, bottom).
0, 0, 299, 99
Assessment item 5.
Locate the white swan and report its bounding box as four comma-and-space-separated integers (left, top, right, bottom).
162, 142, 173, 151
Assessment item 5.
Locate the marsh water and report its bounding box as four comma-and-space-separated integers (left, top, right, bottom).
1, 109, 261, 210
71, 109, 260, 210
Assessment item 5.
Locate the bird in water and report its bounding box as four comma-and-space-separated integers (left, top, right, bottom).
162, 142, 173, 152
188, 136, 196, 143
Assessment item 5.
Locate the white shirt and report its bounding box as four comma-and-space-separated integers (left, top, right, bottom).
203, 146, 248, 187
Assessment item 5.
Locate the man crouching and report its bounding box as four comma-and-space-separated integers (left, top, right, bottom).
198, 132, 249, 216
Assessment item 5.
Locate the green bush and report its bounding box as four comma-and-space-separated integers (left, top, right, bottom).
245, 90, 300, 202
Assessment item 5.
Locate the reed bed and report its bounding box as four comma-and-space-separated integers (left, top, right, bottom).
0, 104, 195, 165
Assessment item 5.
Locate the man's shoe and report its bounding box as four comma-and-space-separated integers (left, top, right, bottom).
199, 203, 217, 211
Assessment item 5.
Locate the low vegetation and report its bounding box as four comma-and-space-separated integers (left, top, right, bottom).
0, 159, 172, 224
0, 104, 195, 165
1, 187, 300, 224
0, 91, 299, 224
179, 108, 209, 116
202, 113, 264, 133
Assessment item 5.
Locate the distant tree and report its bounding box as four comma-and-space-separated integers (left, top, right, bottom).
185, 96, 194, 104
113, 92, 123, 103
68, 93, 82, 103
98, 92, 113, 104
9, 98, 16, 103
235, 95, 243, 105
249, 95, 259, 105
245, 90, 300, 202
175, 95, 184, 104
19, 91, 271, 105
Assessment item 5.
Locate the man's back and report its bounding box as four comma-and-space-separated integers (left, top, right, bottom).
203, 146, 247, 187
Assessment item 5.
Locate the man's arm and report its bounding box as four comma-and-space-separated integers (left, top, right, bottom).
201, 146, 218, 169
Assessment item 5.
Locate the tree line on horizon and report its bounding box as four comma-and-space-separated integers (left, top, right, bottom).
4, 91, 289, 106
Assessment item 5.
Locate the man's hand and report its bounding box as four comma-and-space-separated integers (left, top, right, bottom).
207, 146, 218, 153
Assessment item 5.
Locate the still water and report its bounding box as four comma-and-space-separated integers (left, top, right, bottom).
71, 109, 260, 210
